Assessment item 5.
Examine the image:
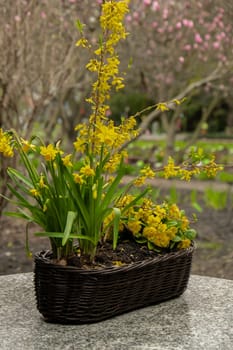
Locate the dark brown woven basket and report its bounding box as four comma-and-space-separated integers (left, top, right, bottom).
34, 244, 194, 324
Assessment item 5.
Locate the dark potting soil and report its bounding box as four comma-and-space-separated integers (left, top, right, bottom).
65, 240, 160, 269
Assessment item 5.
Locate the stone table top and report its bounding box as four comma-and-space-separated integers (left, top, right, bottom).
0, 273, 232, 350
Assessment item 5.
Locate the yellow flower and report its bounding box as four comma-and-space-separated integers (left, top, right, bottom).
168, 204, 181, 219
152, 232, 170, 248
62, 154, 73, 167
0, 129, 14, 157
181, 216, 189, 231
80, 165, 95, 177
104, 153, 121, 173
140, 165, 155, 179
179, 169, 193, 181
143, 226, 157, 240
39, 175, 47, 189
30, 188, 40, 197
156, 102, 169, 112
164, 157, 179, 178
134, 176, 146, 187
1, 146, 14, 157
42, 201, 48, 212
86, 59, 100, 72
95, 121, 117, 147
143, 224, 170, 248
92, 183, 97, 199
127, 220, 141, 235
78, 0, 129, 126
167, 226, 178, 239
154, 205, 167, 219
40, 144, 61, 161
177, 239, 191, 249
20, 138, 36, 152
204, 158, 224, 177
147, 214, 161, 226
76, 38, 89, 48
73, 173, 84, 185
73, 137, 86, 153
118, 194, 134, 207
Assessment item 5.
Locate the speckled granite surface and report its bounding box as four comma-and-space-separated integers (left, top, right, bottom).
0, 273, 232, 350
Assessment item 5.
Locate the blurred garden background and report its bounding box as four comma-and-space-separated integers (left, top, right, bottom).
0, 0, 232, 278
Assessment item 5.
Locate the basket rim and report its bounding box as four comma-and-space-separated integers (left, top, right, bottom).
34, 243, 195, 275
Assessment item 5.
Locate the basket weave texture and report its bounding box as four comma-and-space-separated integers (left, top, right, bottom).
34, 245, 194, 324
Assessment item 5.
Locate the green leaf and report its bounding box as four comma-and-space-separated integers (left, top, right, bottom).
172, 236, 182, 242
121, 187, 149, 214
75, 20, 84, 33
167, 220, 178, 228
4, 211, 31, 220
63, 168, 90, 227
135, 237, 147, 244
62, 211, 77, 246
185, 229, 197, 240
147, 241, 161, 252
98, 34, 103, 47
35, 232, 65, 238
7, 167, 33, 188
25, 223, 32, 258
6, 184, 34, 208
192, 202, 203, 212
102, 167, 124, 209
190, 190, 203, 212
35, 232, 95, 244
112, 207, 121, 250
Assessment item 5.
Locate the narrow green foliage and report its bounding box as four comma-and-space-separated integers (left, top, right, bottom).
190, 190, 203, 212
75, 19, 84, 33
204, 188, 228, 210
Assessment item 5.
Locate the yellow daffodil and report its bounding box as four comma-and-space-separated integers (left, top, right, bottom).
40, 144, 62, 162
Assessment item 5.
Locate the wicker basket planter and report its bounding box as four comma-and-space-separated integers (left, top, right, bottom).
34, 244, 194, 324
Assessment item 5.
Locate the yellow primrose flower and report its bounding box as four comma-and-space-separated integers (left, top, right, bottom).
177, 239, 191, 249
154, 205, 166, 219
143, 226, 157, 240
143, 226, 170, 248
168, 204, 181, 219
127, 220, 141, 235
151, 232, 170, 248
146, 214, 162, 226
181, 216, 189, 231
167, 226, 178, 239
